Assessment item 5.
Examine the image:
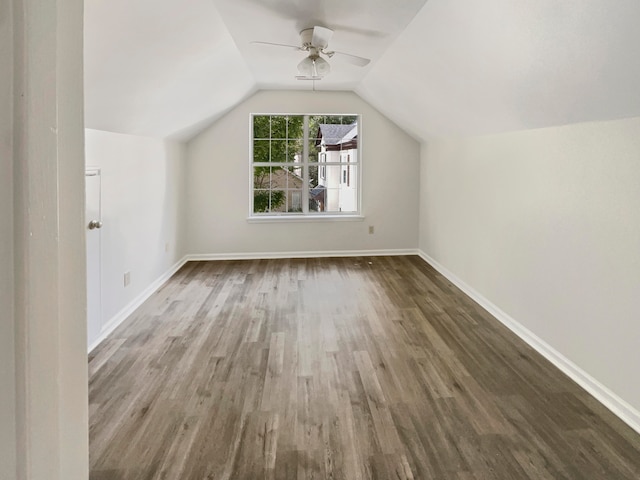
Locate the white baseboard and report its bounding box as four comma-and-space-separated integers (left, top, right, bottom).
187, 248, 420, 261
417, 250, 640, 435
88, 256, 188, 353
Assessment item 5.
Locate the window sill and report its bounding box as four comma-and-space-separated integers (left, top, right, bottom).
247, 215, 365, 224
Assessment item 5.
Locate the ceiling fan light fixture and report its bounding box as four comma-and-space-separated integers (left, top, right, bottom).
314, 56, 331, 76
297, 55, 331, 78
297, 56, 315, 76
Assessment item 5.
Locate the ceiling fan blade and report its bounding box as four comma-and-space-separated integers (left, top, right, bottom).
250, 41, 303, 52
332, 51, 371, 67
311, 26, 333, 49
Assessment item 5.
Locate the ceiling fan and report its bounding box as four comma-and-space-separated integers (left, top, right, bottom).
251, 26, 371, 80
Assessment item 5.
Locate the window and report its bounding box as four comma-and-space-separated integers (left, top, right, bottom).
251, 114, 360, 217
291, 191, 302, 211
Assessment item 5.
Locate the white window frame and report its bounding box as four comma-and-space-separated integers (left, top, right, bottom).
248, 113, 363, 222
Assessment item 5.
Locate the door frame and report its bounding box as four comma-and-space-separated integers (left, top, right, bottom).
85, 167, 102, 351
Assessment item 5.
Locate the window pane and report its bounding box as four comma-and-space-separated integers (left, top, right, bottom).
267, 166, 283, 189
323, 188, 343, 213
340, 115, 358, 125
313, 166, 357, 212
324, 188, 358, 213
338, 187, 358, 212
318, 165, 342, 188
253, 166, 272, 189
253, 140, 270, 163
269, 190, 286, 212
253, 116, 270, 139
270, 139, 287, 162
308, 115, 326, 135
308, 140, 319, 163
282, 166, 303, 188
346, 164, 356, 187
273, 166, 299, 189
287, 139, 303, 163
254, 189, 286, 213
308, 165, 319, 188
270, 115, 287, 138
287, 116, 304, 139
253, 190, 270, 213
288, 190, 303, 212
309, 185, 326, 212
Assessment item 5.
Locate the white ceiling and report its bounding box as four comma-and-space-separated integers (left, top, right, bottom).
84, 0, 640, 142
358, 0, 640, 140
84, 0, 256, 139
212, 0, 427, 90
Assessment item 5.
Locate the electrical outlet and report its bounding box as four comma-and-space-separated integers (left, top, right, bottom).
368, 225, 374, 234
124, 271, 131, 287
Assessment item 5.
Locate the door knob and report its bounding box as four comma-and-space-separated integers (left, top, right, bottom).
88, 220, 103, 230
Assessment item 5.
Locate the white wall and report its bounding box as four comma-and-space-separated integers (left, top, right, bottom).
1, 0, 16, 476
420, 117, 640, 418
85, 129, 186, 339
186, 90, 420, 255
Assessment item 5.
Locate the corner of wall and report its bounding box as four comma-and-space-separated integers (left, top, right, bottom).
416, 120, 640, 433
417, 250, 640, 435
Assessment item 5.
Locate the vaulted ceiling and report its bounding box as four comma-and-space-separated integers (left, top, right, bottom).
84, 0, 640, 142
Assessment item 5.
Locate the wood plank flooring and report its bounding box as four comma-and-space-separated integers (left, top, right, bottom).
89, 256, 640, 479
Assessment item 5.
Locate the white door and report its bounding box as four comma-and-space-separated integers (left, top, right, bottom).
86, 169, 102, 348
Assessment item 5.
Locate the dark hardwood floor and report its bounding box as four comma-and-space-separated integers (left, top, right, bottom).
89, 256, 640, 479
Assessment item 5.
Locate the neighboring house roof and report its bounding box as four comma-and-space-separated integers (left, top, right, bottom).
316, 123, 358, 151
316, 124, 357, 145
310, 185, 326, 200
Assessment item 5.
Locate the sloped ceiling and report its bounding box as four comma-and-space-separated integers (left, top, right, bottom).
84, 0, 640, 142
84, 0, 256, 139
358, 0, 640, 141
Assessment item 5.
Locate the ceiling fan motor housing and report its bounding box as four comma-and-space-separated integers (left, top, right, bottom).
300, 28, 315, 48
300, 26, 333, 50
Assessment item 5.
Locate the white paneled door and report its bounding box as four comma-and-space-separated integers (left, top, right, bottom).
86, 169, 102, 348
